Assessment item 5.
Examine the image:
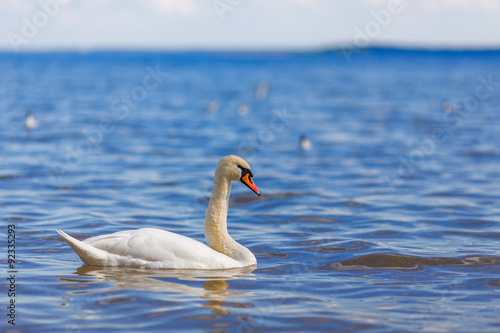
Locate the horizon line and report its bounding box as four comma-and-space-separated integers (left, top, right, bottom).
1, 44, 500, 54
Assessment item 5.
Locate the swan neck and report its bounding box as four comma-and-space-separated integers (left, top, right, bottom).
203, 162, 257, 267
205, 174, 233, 251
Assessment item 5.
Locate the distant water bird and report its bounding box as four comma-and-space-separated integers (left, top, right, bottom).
57, 155, 260, 269
254, 81, 271, 100
442, 102, 461, 114
237, 104, 250, 116
25, 110, 40, 131
206, 101, 219, 114
299, 135, 312, 151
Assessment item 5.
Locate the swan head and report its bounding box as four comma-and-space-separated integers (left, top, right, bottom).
216, 155, 260, 196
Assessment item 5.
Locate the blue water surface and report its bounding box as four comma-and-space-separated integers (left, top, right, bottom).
1, 49, 500, 332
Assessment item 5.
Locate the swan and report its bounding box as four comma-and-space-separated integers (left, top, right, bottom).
57, 155, 261, 269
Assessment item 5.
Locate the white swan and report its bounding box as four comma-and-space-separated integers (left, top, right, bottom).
57, 155, 261, 269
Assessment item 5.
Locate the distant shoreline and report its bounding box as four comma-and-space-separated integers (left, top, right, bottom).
1, 45, 500, 55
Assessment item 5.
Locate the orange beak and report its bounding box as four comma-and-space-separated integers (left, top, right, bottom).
241, 173, 260, 196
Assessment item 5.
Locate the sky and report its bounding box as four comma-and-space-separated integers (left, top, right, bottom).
1, 0, 500, 52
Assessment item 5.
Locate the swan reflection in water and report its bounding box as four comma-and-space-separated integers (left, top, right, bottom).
59, 265, 256, 316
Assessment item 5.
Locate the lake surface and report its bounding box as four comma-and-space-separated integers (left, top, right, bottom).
1, 49, 500, 332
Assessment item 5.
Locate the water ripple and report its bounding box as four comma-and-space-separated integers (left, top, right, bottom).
3, 50, 500, 332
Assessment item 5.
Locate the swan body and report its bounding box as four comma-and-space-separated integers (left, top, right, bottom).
58, 155, 261, 269
57, 228, 251, 269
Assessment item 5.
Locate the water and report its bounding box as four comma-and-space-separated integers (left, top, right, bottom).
1, 49, 500, 332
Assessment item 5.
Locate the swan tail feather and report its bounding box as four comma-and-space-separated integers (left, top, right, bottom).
57, 230, 108, 266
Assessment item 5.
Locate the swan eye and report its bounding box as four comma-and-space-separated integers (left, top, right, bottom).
237, 164, 253, 179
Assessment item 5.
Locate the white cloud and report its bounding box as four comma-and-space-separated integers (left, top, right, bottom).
363, 0, 499, 11
135, 0, 197, 15
293, 0, 318, 6
419, 0, 500, 11
4, 0, 37, 14
1, 0, 499, 50
477, 0, 500, 10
